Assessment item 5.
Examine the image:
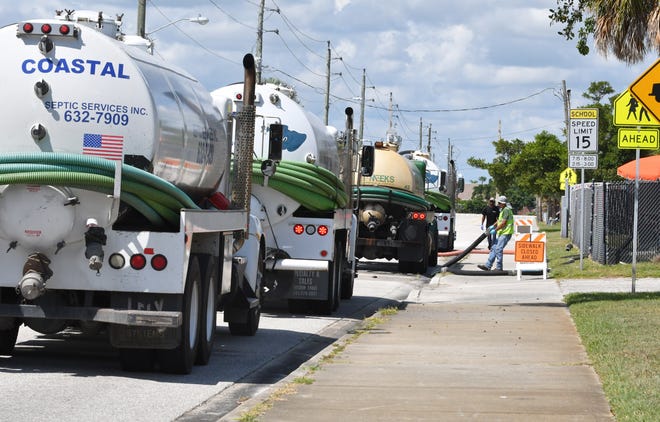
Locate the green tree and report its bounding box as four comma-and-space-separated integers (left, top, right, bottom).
467, 138, 525, 195
549, 0, 660, 63
510, 130, 565, 215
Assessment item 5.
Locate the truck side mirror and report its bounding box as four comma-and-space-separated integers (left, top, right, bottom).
457, 177, 465, 193
439, 170, 447, 192
268, 123, 283, 161
360, 145, 374, 177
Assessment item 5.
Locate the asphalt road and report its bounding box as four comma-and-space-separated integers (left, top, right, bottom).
0, 260, 423, 422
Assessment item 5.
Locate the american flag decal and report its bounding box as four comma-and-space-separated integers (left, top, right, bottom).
83, 133, 124, 160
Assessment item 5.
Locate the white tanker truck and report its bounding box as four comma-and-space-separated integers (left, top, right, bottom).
0, 10, 265, 374
211, 84, 368, 314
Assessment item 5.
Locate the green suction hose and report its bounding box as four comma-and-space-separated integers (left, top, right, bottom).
0, 152, 200, 226
250, 159, 348, 212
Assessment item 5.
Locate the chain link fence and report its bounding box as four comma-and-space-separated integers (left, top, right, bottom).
569, 181, 660, 264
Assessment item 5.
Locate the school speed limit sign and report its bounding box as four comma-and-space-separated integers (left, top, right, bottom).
569, 108, 599, 152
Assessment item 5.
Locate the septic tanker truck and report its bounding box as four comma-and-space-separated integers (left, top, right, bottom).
0, 9, 264, 374
212, 84, 368, 314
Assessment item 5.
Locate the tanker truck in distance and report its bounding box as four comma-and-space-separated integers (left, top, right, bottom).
211, 84, 368, 314
400, 150, 464, 252
0, 10, 264, 374
354, 131, 437, 274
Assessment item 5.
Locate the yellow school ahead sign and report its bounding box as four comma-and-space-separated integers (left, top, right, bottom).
613, 89, 660, 127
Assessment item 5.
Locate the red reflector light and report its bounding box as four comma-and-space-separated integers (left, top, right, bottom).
236, 93, 243, 100
22, 23, 34, 33
317, 225, 329, 236
144, 247, 155, 255
41, 24, 52, 34
412, 212, 420, 220
442, 216, 449, 221
151, 254, 168, 271
130, 254, 147, 270
293, 224, 304, 235
320, 250, 328, 257
419, 213, 426, 220
59, 24, 70, 35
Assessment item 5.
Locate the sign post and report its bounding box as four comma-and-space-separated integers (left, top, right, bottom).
614, 82, 660, 292
569, 108, 599, 270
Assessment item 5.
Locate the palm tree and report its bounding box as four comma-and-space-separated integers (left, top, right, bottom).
550, 0, 660, 64
592, 0, 660, 63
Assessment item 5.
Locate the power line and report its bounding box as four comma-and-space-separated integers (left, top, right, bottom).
396, 88, 555, 113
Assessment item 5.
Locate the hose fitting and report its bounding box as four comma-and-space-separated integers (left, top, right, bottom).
85, 218, 106, 272
18, 253, 53, 300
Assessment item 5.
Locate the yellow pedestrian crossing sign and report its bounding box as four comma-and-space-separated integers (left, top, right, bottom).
559, 167, 577, 190
613, 89, 660, 127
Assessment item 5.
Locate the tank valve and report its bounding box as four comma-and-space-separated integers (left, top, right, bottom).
17, 253, 53, 301
30, 123, 47, 141
84, 219, 106, 272
34, 79, 50, 98
38, 35, 54, 54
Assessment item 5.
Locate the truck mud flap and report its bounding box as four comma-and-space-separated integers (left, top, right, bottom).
109, 292, 182, 349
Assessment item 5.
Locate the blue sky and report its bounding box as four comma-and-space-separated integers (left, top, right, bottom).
3, 1, 657, 182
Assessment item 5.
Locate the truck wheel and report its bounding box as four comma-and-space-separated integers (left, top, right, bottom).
228, 244, 263, 337
0, 319, 19, 356
158, 257, 201, 374
414, 254, 429, 274
119, 348, 155, 372
340, 263, 354, 300
313, 245, 338, 315
428, 232, 438, 267
196, 255, 218, 365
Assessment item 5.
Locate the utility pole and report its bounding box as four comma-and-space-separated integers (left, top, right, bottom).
255, 0, 265, 85
427, 123, 432, 154
324, 41, 331, 125
419, 118, 423, 150
359, 68, 366, 141
137, 0, 146, 37
561, 80, 571, 238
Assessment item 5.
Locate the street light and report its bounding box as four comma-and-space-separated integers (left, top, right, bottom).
145, 14, 209, 54
146, 14, 209, 36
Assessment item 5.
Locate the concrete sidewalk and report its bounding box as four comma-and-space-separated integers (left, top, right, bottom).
222, 252, 658, 421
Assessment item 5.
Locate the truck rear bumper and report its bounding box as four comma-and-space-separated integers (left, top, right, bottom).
0, 304, 181, 328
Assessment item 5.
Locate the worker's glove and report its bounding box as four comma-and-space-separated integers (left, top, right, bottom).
489, 227, 497, 235
480, 224, 484, 230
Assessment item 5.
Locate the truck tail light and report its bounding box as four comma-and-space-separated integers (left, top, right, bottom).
41, 24, 52, 34
409, 211, 426, 220
151, 254, 168, 271
317, 225, 329, 236
293, 224, 304, 235
130, 254, 147, 270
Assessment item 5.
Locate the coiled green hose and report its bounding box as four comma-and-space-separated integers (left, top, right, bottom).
0, 152, 199, 226
354, 185, 432, 210
424, 190, 452, 212
250, 159, 348, 212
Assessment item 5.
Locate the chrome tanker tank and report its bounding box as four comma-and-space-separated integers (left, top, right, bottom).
211, 83, 342, 226
0, 10, 230, 202
360, 142, 425, 197
211, 83, 339, 172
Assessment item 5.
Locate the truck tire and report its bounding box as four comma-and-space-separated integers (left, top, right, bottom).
0, 319, 19, 356
196, 255, 218, 365
158, 256, 202, 374
428, 231, 438, 267
119, 348, 156, 372
312, 243, 339, 315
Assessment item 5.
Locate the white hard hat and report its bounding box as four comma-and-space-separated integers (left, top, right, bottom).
497, 195, 507, 204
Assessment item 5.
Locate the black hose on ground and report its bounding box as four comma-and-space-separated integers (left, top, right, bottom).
430, 232, 511, 276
